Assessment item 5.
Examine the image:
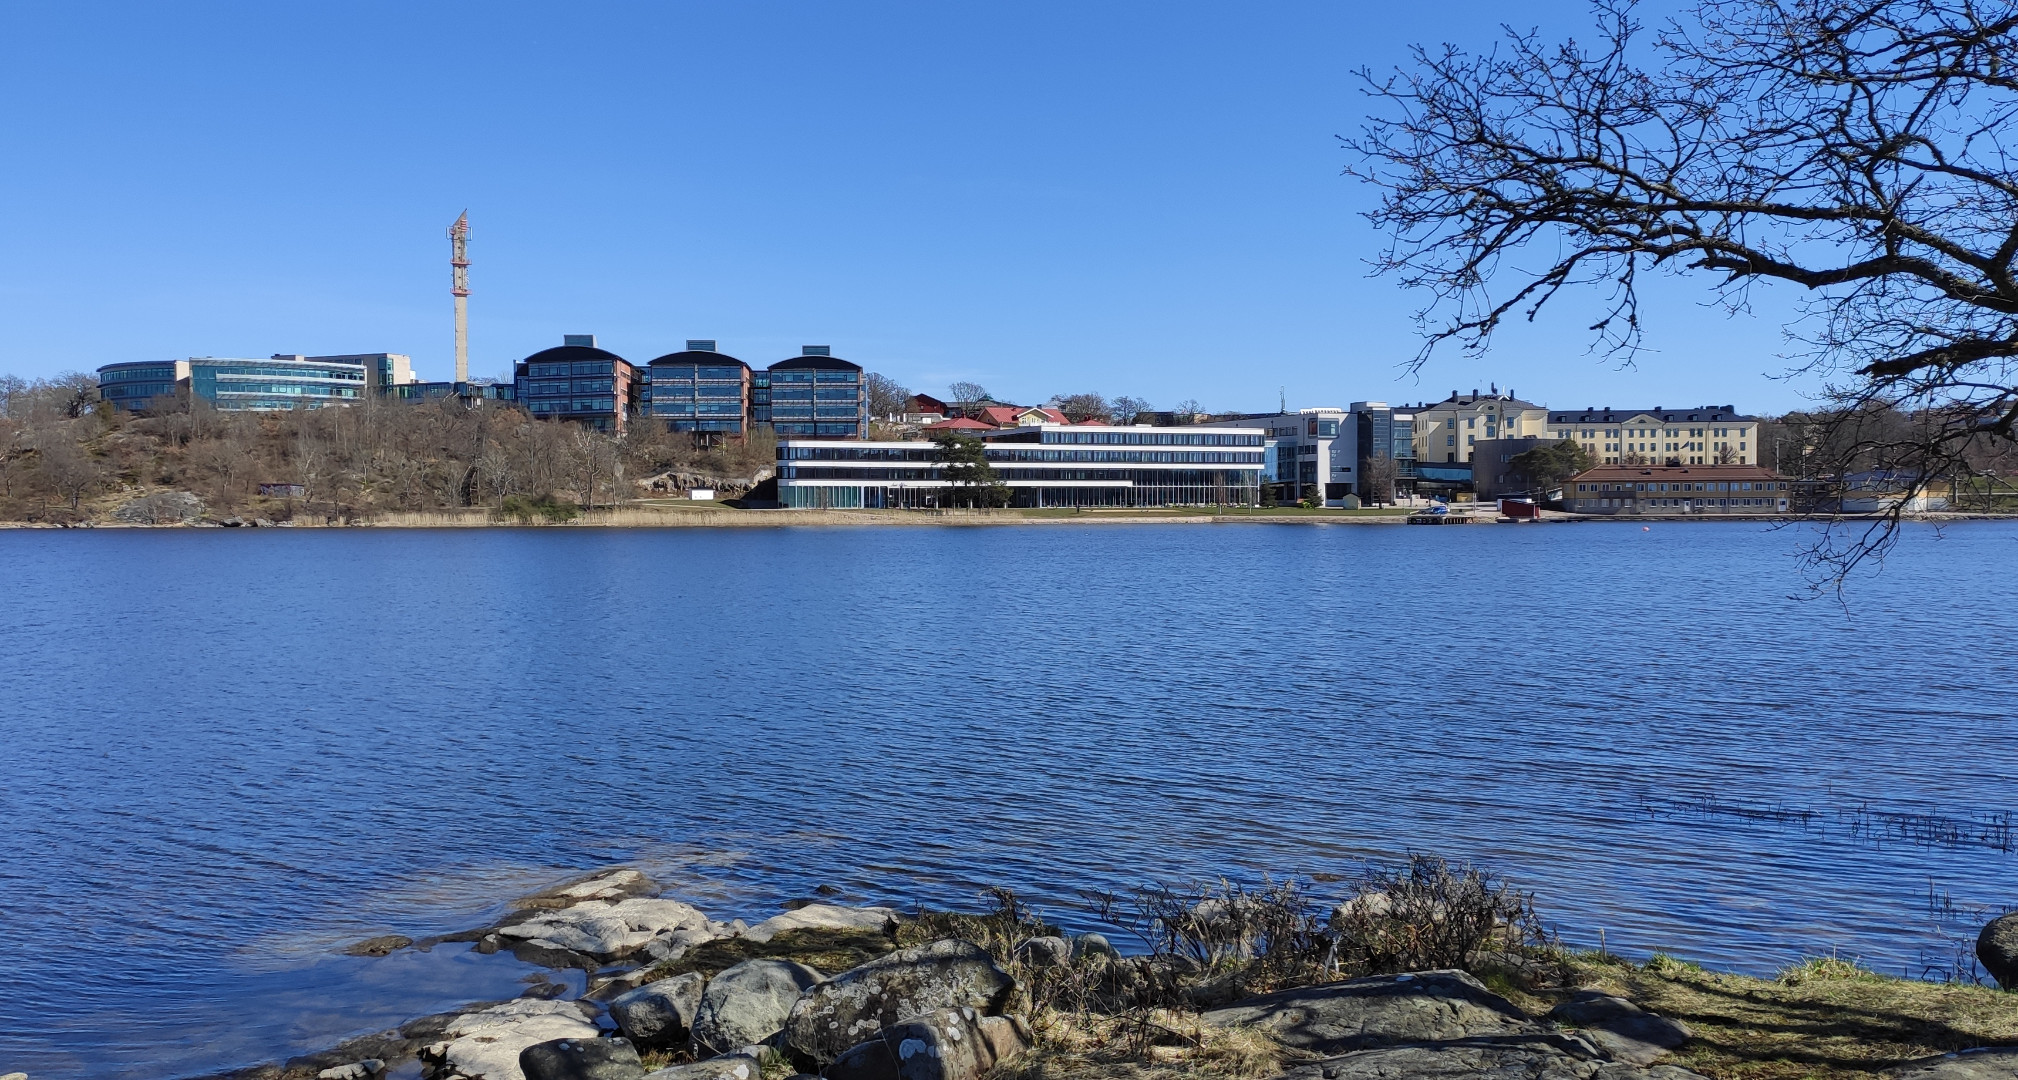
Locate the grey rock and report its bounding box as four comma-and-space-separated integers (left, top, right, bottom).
112, 491, 205, 525
519, 1036, 645, 1080
641, 1055, 761, 1080
421, 998, 603, 1080
782, 939, 1018, 1065
692, 958, 825, 1055
344, 934, 413, 957
517, 869, 659, 911
1978, 912, 2018, 990
1272, 1038, 1711, 1080
501, 898, 717, 962
610, 973, 706, 1046
881, 1008, 1033, 1080
1014, 936, 1072, 967
1202, 970, 1536, 1053
1896, 1048, 2018, 1080
1549, 993, 1690, 1066
317, 1062, 385, 1080
744, 904, 897, 943
1073, 933, 1117, 959
826, 1035, 897, 1080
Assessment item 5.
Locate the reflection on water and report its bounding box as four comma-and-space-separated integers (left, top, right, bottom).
3, 522, 2015, 1079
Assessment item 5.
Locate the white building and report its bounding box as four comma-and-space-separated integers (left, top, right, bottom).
774, 423, 1268, 509
1544, 405, 1760, 465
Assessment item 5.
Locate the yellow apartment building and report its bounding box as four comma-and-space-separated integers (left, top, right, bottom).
1412, 390, 1549, 465
1545, 405, 1759, 466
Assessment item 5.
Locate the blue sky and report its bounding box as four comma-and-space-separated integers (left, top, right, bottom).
0, 1, 1821, 413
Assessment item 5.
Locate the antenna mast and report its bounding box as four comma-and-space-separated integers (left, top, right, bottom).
448, 212, 471, 384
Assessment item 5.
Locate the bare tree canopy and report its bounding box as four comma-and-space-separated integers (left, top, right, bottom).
1350, 0, 2018, 572
1048, 392, 1112, 423
864, 372, 911, 420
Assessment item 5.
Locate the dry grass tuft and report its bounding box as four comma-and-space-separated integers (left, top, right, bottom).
1557, 951, 2018, 1080
1000, 1006, 1285, 1080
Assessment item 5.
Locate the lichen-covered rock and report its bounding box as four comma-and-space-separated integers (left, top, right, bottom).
782, 940, 1016, 1065
519, 1037, 646, 1080
420, 999, 601, 1080
1978, 913, 2018, 990
882, 1008, 1033, 1080
744, 904, 898, 943
1202, 970, 1536, 1053
1013, 936, 1071, 967
1548, 993, 1691, 1066
641, 1054, 761, 1080
610, 973, 707, 1048
691, 958, 826, 1055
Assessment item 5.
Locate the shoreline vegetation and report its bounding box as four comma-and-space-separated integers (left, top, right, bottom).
6, 502, 2016, 530
197, 860, 2018, 1080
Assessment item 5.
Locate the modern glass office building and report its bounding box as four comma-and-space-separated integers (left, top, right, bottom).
97, 354, 419, 413
775, 423, 1267, 508
646, 341, 751, 435
95, 362, 183, 412
767, 347, 866, 437
512, 335, 638, 432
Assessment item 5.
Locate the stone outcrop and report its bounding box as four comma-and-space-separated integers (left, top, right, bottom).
499, 898, 719, 963
518, 1037, 646, 1080
1548, 993, 1691, 1065
1202, 970, 1537, 1053
743, 904, 898, 943
344, 935, 414, 957
782, 939, 1017, 1065
516, 869, 659, 911
1978, 913, 2018, 990
1271, 1037, 1710, 1080
1896, 1048, 2018, 1080
882, 1008, 1033, 1080
641, 1055, 762, 1080
691, 958, 826, 1055
609, 973, 707, 1048
112, 491, 205, 525
420, 999, 602, 1080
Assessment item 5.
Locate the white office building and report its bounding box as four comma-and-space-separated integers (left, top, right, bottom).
774, 423, 1268, 509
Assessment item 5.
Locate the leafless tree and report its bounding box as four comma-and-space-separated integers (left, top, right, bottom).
948, 381, 991, 417
1047, 392, 1112, 423
1349, 0, 2018, 576
35, 426, 97, 510
1359, 453, 1400, 505
865, 372, 911, 420
1110, 395, 1153, 425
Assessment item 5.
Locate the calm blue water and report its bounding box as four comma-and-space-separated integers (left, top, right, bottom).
4, 521, 2016, 1079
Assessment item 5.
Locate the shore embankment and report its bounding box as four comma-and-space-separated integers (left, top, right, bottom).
179, 865, 2018, 1080
6, 499, 2010, 530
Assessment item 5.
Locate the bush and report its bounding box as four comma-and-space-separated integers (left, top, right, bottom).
1328, 855, 1550, 976
497, 493, 579, 523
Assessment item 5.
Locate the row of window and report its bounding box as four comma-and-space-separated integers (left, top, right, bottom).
1577, 497, 1781, 508
1575, 480, 1785, 492
770, 370, 859, 383
527, 397, 617, 414
653, 403, 745, 416
768, 388, 863, 401
523, 378, 616, 396
1561, 425, 1750, 439
100, 366, 179, 383
525, 361, 616, 377
649, 366, 745, 381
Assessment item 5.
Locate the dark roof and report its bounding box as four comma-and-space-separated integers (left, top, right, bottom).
769, 354, 862, 372
646, 350, 748, 368
1548, 405, 1757, 423
519, 344, 632, 367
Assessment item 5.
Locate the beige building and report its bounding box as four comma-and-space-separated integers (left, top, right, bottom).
1412, 390, 1548, 465
1563, 464, 1788, 514
1546, 405, 1759, 466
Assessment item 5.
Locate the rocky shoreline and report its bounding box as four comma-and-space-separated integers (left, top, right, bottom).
169, 867, 2018, 1080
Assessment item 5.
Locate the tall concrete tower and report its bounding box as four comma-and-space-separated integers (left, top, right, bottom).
448, 212, 471, 384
